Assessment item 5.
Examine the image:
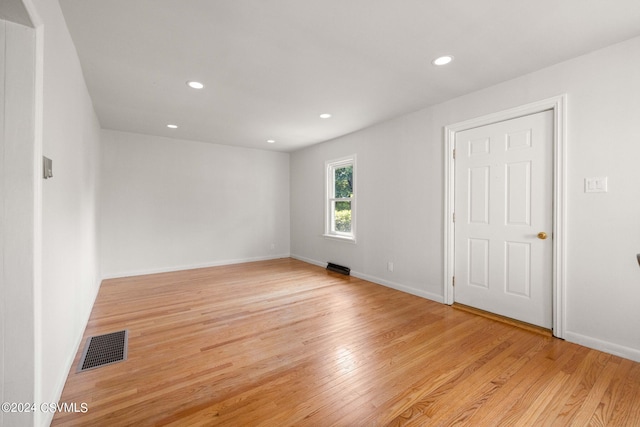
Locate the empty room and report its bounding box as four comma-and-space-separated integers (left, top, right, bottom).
2, 0, 640, 426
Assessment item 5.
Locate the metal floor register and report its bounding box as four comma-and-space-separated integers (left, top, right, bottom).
78, 330, 128, 372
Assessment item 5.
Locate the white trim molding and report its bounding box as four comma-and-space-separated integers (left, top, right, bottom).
101, 254, 292, 280
564, 332, 640, 363
324, 154, 357, 243
291, 254, 445, 304
443, 95, 567, 339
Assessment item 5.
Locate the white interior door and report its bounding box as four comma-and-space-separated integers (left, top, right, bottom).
454, 110, 553, 328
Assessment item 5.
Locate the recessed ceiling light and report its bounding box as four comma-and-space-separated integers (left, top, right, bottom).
267, 139, 275, 144
167, 124, 178, 129
186, 81, 204, 89
319, 113, 332, 119
432, 55, 454, 66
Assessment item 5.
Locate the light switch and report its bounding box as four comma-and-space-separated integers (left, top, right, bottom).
585, 177, 607, 193
43, 156, 53, 179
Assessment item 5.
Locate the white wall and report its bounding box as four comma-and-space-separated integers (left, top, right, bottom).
33, 0, 103, 425
291, 36, 640, 362
101, 130, 290, 278
291, 111, 444, 301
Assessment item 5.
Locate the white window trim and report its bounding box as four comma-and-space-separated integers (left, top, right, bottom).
324, 154, 356, 243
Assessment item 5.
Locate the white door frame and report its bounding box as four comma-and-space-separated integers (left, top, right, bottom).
443, 95, 567, 338
0, 0, 44, 425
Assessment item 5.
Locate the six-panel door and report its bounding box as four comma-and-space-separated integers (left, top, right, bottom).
454, 111, 553, 328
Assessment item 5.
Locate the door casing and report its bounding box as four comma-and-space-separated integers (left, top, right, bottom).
0, 0, 44, 425
443, 95, 567, 338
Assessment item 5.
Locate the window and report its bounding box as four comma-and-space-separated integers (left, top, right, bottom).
325, 155, 356, 241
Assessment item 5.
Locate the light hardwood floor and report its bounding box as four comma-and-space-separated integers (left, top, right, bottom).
53, 258, 640, 426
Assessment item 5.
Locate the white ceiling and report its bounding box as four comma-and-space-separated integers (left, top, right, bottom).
1, 0, 33, 27
59, 0, 640, 152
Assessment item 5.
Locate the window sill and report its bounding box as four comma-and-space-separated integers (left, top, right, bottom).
323, 233, 357, 244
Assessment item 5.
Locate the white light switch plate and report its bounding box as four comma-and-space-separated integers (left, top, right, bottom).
585, 177, 608, 193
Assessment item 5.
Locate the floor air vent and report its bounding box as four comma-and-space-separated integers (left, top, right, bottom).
327, 262, 350, 275
78, 330, 128, 372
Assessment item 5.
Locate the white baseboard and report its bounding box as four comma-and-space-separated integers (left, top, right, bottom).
43, 276, 102, 427
290, 254, 325, 268
351, 270, 444, 304
291, 254, 444, 304
564, 331, 640, 363
101, 253, 291, 280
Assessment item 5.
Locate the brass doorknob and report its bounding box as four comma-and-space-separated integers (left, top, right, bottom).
537, 232, 548, 240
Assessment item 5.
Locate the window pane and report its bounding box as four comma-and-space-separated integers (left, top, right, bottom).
334, 201, 351, 233
334, 165, 353, 198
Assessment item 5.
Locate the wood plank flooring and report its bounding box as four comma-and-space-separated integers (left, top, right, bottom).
52, 258, 640, 426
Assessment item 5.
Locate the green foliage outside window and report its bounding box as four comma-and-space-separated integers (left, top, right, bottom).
334, 166, 353, 198
335, 208, 352, 232
334, 165, 353, 232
